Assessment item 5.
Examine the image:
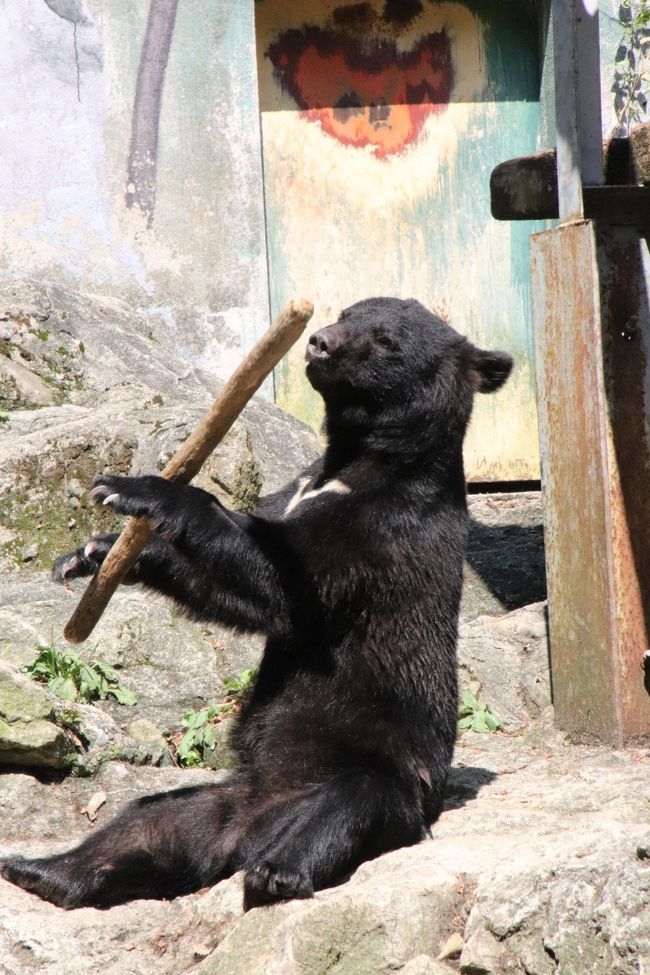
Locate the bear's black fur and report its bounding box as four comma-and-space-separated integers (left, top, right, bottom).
1, 297, 512, 910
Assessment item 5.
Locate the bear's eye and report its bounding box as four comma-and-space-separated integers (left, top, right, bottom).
375, 334, 398, 352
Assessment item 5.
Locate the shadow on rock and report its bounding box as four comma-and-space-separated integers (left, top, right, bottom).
443, 765, 497, 811
466, 520, 546, 613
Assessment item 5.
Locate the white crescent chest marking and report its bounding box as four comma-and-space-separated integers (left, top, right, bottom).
284, 477, 352, 516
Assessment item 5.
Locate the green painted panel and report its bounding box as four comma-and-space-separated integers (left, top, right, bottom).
256, 0, 545, 480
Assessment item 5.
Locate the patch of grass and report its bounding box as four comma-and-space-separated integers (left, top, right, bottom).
24, 644, 137, 706
173, 667, 258, 768
457, 691, 502, 734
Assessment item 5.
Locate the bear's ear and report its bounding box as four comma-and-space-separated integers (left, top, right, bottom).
468, 347, 513, 393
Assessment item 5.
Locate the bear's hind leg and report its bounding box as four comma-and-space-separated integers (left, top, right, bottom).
2, 782, 242, 908
240, 772, 425, 910
2, 847, 175, 909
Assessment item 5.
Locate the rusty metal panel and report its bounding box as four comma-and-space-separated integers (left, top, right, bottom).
597, 227, 650, 742
531, 220, 650, 744
255, 0, 543, 481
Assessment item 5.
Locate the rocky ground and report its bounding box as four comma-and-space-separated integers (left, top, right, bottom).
1, 279, 648, 975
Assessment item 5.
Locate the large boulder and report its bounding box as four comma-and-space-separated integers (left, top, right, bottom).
0, 278, 320, 572
1, 735, 649, 975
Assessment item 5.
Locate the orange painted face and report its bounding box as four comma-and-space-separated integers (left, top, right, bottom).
267, 27, 453, 158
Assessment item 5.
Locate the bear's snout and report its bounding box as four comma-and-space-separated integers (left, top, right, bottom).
306, 326, 342, 362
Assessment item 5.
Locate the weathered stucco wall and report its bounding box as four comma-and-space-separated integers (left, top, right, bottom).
0, 0, 271, 387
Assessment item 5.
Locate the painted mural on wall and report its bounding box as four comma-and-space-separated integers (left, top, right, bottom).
257, 0, 543, 480
0, 0, 270, 388
266, 19, 453, 157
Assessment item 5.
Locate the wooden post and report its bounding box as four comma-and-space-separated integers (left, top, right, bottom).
531, 221, 650, 743
528, 1, 650, 742
493, 3, 650, 742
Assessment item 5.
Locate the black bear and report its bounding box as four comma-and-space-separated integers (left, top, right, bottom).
2, 298, 512, 910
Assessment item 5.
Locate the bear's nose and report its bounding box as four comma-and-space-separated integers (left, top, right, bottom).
307, 329, 337, 360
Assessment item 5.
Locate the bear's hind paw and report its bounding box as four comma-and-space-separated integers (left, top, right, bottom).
243, 860, 313, 910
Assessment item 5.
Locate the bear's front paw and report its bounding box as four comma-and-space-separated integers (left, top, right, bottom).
243, 860, 314, 910
52, 534, 117, 584
89, 474, 183, 524
90, 474, 161, 517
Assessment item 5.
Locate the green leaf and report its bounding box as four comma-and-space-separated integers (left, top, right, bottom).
49, 676, 78, 701
458, 716, 474, 730
472, 714, 490, 733
484, 711, 501, 731
109, 685, 137, 706
461, 691, 479, 711
93, 661, 121, 680
183, 709, 210, 730
79, 666, 100, 690
178, 728, 199, 756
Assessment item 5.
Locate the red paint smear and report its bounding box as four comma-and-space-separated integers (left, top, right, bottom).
267, 26, 453, 158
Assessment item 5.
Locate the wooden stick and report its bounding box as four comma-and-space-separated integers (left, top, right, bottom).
64, 299, 314, 644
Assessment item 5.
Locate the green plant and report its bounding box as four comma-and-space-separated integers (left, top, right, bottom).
175, 704, 224, 767
174, 667, 258, 768
612, 0, 650, 134
457, 691, 502, 734
0, 410, 9, 422
222, 667, 257, 696
24, 644, 137, 706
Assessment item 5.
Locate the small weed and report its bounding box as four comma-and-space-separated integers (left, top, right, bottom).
173, 667, 258, 768
175, 704, 226, 767
222, 667, 257, 696
611, 0, 650, 133
0, 410, 9, 422
24, 644, 137, 706
457, 691, 502, 734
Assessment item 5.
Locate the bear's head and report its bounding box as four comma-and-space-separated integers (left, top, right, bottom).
305, 298, 512, 444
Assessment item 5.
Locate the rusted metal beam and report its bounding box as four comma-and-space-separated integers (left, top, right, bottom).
531, 220, 650, 744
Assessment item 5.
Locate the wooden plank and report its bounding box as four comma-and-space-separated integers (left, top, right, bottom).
551, 0, 603, 219
531, 220, 650, 744
491, 122, 650, 221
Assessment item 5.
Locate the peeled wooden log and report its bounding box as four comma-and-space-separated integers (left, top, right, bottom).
63, 298, 314, 644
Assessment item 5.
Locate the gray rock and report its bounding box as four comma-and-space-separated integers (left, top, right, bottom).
0, 278, 319, 573
0, 714, 76, 769
1, 727, 649, 975
402, 958, 455, 975
464, 491, 546, 620
0, 573, 260, 735
127, 718, 173, 767
0, 663, 78, 768
0, 662, 54, 722
458, 602, 551, 732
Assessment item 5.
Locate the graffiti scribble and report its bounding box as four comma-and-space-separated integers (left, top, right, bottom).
267, 25, 452, 158
125, 0, 179, 226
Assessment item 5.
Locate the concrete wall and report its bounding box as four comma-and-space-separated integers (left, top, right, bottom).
0, 0, 270, 387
